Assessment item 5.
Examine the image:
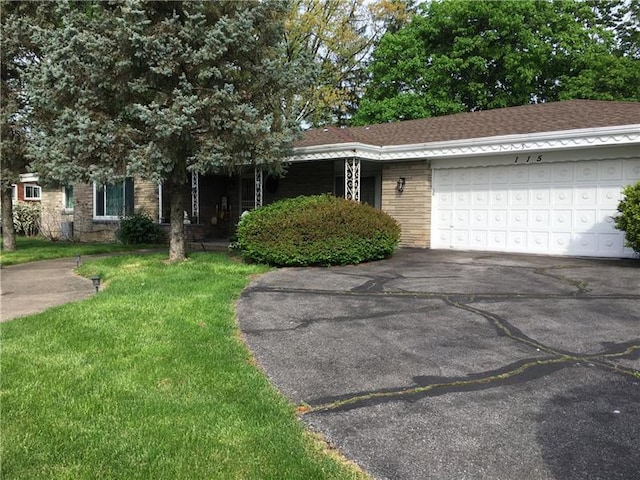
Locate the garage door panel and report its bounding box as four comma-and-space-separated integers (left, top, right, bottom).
487, 231, 507, 249
510, 166, 530, 183
530, 164, 552, 183
550, 232, 572, 252
552, 188, 573, 206
432, 159, 640, 257
598, 186, 623, 206
599, 160, 623, 181
508, 231, 527, 249
551, 210, 572, 229
529, 210, 550, 230
491, 166, 509, 184
552, 163, 574, 181
471, 210, 488, 227
572, 210, 597, 232
470, 231, 488, 248
509, 210, 528, 227
575, 164, 598, 182
509, 189, 528, 206
574, 187, 597, 205
531, 188, 550, 206
491, 190, 509, 206
624, 159, 640, 180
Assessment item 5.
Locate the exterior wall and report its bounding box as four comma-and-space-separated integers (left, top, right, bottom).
381, 160, 432, 248
73, 179, 159, 242
40, 187, 74, 240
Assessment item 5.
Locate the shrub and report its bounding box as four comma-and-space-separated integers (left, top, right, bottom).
614, 182, 640, 254
235, 194, 401, 266
116, 213, 166, 245
13, 202, 41, 237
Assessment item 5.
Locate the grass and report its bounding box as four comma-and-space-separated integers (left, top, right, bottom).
0, 236, 160, 266
0, 251, 368, 479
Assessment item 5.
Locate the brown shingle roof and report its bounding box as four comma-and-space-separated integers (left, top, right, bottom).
294, 100, 640, 148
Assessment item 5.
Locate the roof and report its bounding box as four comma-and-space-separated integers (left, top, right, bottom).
295, 100, 640, 149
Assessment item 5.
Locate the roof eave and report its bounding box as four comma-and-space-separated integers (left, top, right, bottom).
291, 124, 640, 163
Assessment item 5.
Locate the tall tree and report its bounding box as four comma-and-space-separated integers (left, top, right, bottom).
352, 0, 640, 125
26, 0, 307, 261
283, 0, 413, 126
0, 1, 48, 251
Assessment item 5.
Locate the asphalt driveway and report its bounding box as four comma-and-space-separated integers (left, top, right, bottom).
237, 249, 640, 480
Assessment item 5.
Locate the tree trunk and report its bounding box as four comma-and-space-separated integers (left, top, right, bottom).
1, 186, 17, 252
168, 180, 187, 262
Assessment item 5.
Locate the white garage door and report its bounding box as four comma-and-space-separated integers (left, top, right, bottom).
432, 159, 640, 257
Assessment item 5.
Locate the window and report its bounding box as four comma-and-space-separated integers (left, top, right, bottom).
11, 185, 17, 202
63, 185, 74, 211
24, 184, 42, 200
94, 178, 134, 219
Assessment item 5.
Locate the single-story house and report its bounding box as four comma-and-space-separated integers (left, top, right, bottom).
66, 99, 640, 258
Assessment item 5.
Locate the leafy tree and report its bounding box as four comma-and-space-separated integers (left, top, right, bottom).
284, 0, 413, 126
25, 0, 308, 261
352, 0, 640, 125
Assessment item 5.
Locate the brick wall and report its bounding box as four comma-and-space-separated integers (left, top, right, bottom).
73, 179, 159, 242
40, 187, 74, 240
381, 160, 432, 248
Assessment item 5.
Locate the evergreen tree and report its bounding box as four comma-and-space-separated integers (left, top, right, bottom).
26, 0, 308, 261
0, 1, 49, 251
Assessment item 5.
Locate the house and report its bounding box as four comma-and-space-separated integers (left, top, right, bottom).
69, 99, 640, 258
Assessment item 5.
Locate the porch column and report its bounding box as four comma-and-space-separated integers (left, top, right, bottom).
254, 167, 263, 208
191, 171, 199, 224
345, 158, 360, 202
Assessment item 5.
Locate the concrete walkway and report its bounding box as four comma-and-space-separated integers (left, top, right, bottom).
1, 257, 96, 322
237, 249, 640, 480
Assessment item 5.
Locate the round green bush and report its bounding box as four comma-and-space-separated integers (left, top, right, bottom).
235, 194, 401, 266
116, 213, 166, 245
614, 181, 640, 254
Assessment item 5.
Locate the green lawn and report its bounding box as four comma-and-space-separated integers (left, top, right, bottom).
1, 251, 367, 479
0, 236, 160, 266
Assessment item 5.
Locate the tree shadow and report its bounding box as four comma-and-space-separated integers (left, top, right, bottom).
537, 375, 640, 480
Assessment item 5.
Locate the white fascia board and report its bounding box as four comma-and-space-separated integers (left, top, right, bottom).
291, 125, 640, 163
18, 173, 39, 183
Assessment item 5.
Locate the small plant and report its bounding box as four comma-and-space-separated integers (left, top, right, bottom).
116, 213, 166, 245
13, 202, 41, 237
235, 194, 401, 266
614, 181, 640, 254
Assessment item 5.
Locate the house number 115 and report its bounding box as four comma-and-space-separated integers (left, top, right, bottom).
514, 155, 543, 163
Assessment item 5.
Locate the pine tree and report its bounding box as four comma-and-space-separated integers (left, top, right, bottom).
26, 0, 308, 261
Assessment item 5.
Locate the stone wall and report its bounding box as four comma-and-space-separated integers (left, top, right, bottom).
264, 161, 335, 204
381, 160, 432, 248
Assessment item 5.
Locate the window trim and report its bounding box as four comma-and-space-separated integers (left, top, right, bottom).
63, 185, 74, 213
23, 184, 42, 200
93, 179, 134, 220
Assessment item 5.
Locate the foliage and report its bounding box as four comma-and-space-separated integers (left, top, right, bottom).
236, 195, 400, 266
116, 213, 166, 245
352, 0, 640, 125
0, 2, 51, 251
614, 182, 640, 254
0, 253, 368, 479
12, 202, 40, 237
24, 0, 310, 261
283, 0, 413, 126
0, 236, 156, 267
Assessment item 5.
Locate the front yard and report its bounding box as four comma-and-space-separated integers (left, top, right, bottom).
0, 249, 366, 479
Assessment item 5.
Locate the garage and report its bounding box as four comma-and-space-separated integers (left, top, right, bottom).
431, 157, 640, 258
